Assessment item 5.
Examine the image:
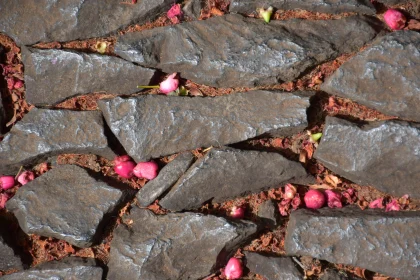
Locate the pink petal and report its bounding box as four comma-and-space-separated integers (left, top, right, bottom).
167, 4, 182, 19
385, 199, 400, 212
133, 161, 159, 180
0, 193, 10, 209
325, 190, 343, 208
369, 198, 384, 209
278, 199, 291, 216
159, 73, 179, 94
17, 171, 35, 185
291, 195, 301, 210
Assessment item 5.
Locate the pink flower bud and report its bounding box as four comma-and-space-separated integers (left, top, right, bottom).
384, 9, 406, 30
385, 199, 400, 212
291, 195, 301, 210
369, 198, 384, 209
13, 80, 24, 89
114, 155, 132, 165
114, 156, 136, 179
159, 73, 179, 94
278, 199, 291, 216
304, 190, 326, 209
133, 161, 159, 180
224, 257, 243, 280
325, 190, 343, 208
17, 171, 35, 185
283, 183, 297, 200
230, 206, 245, 219
0, 193, 10, 209
0, 176, 15, 190
167, 4, 182, 19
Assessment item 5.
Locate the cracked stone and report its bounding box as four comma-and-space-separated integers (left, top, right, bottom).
314, 117, 420, 198
321, 31, 420, 121
257, 200, 279, 228
0, 0, 173, 45
159, 148, 313, 211
285, 207, 420, 279
22, 47, 156, 106
6, 165, 133, 248
108, 207, 257, 280
0, 108, 116, 175
115, 14, 384, 87
99, 91, 312, 162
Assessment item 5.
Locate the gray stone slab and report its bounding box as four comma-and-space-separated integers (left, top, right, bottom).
136, 153, 195, 207
115, 14, 384, 87
285, 207, 420, 280
22, 47, 156, 106
244, 251, 302, 280
320, 269, 362, 280
229, 0, 376, 15
1, 257, 103, 280
183, 0, 206, 19
159, 148, 313, 211
321, 31, 420, 121
257, 200, 279, 228
0, 0, 173, 45
99, 91, 312, 162
6, 165, 132, 248
314, 117, 420, 198
108, 207, 257, 280
0, 108, 116, 174
0, 236, 23, 272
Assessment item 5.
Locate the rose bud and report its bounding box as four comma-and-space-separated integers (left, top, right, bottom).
159, 73, 179, 94
283, 183, 297, 200
369, 198, 384, 209
325, 190, 343, 208
384, 9, 406, 30
133, 161, 159, 180
224, 257, 243, 280
113, 156, 136, 179
304, 189, 326, 209
17, 171, 35, 185
230, 206, 245, 219
0, 176, 15, 190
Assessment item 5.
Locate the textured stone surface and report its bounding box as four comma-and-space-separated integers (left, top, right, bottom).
0, 218, 24, 272
108, 207, 257, 280
1, 257, 103, 280
320, 269, 362, 280
99, 91, 312, 162
257, 200, 279, 228
285, 207, 420, 279
6, 165, 131, 248
321, 31, 420, 121
159, 148, 313, 211
115, 14, 383, 87
0, 108, 115, 174
136, 153, 194, 207
244, 251, 302, 280
23, 47, 156, 106
183, 0, 206, 19
0, 0, 173, 45
229, 0, 375, 14
314, 117, 420, 198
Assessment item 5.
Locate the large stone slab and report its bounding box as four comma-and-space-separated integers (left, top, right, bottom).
321, 31, 420, 121
115, 14, 384, 87
1, 257, 103, 280
229, 0, 375, 15
314, 117, 420, 198
159, 148, 313, 211
108, 207, 257, 280
99, 91, 312, 162
0, 0, 173, 45
285, 207, 420, 280
6, 165, 132, 248
23, 47, 156, 105
0, 108, 115, 174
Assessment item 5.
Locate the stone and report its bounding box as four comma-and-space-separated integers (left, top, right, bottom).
229, 0, 375, 15
108, 207, 257, 280
6, 165, 133, 248
1, 257, 103, 280
321, 31, 420, 121
0, 217, 24, 272
0, 108, 116, 174
314, 117, 420, 198
99, 91, 312, 162
257, 200, 279, 228
183, 0, 206, 19
115, 14, 384, 88
244, 251, 302, 280
380, 0, 411, 4
0, 0, 173, 45
320, 269, 362, 280
136, 152, 195, 207
159, 148, 313, 211
22, 47, 156, 106
285, 207, 420, 279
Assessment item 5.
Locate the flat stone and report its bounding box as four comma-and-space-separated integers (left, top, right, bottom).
321, 31, 420, 121
257, 200, 279, 228
229, 0, 375, 15
0, 0, 173, 45
99, 91, 312, 162
136, 152, 195, 207
183, 0, 206, 19
0, 108, 115, 174
244, 251, 302, 280
285, 207, 420, 279
159, 148, 313, 211
108, 207, 257, 280
115, 14, 384, 88
23, 47, 156, 106
1, 257, 103, 280
314, 117, 420, 198
6, 165, 132, 248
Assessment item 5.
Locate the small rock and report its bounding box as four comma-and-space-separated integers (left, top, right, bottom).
99, 91, 312, 162
159, 148, 313, 211
321, 31, 420, 121
257, 200, 279, 228
244, 251, 302, 280
285, 207, 420, 279
183, 0, 206, 19
108, 207, 257, 280
136, 153, 194, 207
0, 257, 103, 280
22, 47, 156, 106
320, 269, 362, 280
6, 165, 133, 248
314, 117, 420, 198
0, 108, 116, 174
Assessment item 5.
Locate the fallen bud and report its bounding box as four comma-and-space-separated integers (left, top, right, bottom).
0, 176, 15, 190
369, 198, 384, 209
17, 171, 35, 185
224, 257, 243, 280
230, 206, 245, 219
385, 199, 400, 212
160, 73, 179, 94
325, 190, 343, 208
113, 156, 136, 179
167, 4, 183, 19
384, 9, 406, 30
259, 6, 273, 23
283, 183, 297, 200
304, 189, 326, 209
133, 161, 159, 180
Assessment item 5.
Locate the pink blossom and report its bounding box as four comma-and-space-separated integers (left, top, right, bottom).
133, 161, 159, 180
369, 198, 384, 209
224, 257, 243, 280
325, 190, 343, 208
167, 4, 182, 19
17, 171, 35, 185
283, 183, 297, 200
159, 73, 179, 94
385, 199, 400, 212
114, 156, 136, 179
384, 9, 406, 30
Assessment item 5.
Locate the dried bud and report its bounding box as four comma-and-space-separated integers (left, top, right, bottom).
230, 206, 245, 219
325, 190, 343, 208
291, 195, 301, 210
369, 198, 384, 209
384, 9, 406, 30
17, 171, 35, 185
224, 257, 243, 280
283, 183, 297, 200
385, 199, 400, 212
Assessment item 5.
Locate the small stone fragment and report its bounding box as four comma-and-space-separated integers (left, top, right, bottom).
257, 200, 279, 228
108, 207, 257, 280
